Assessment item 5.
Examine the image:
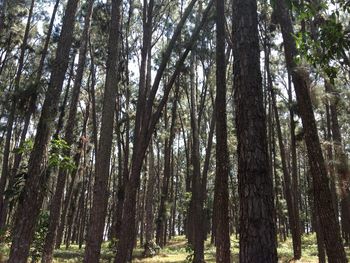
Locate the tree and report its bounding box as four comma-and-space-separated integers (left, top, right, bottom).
83, 0, 121, 261
232, 0, 278, 261
213, 0, 231, 261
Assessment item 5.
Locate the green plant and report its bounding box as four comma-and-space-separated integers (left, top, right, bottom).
185, 243, 194, 263
30, 211, 49, 262
48, 138, 76, 171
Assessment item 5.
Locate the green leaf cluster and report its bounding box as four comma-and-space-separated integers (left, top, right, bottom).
48, 138, 76, 172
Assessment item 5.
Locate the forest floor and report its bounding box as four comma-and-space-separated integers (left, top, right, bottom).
1, 234, 350, 262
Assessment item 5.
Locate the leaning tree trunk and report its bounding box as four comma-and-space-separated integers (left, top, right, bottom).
41, 2, 94, 261
232, 0, 278, 262
83, 0, 121, 261
7, 0, 80, 262
274, 0, 347, 261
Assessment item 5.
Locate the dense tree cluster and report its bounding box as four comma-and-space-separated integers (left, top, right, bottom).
0, 0, 349, 262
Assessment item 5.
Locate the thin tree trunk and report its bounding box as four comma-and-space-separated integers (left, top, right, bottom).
144, 140, 156, 244
189, 54, 204, 263
213, 0, 230, 261
83, 0, 121, 261
156, 86, 179, 247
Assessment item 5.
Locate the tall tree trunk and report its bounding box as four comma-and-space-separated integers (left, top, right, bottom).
325, 102, 339, 220
271, 88, 301, 259
144, 140, 156, 244
41, 1, 94, 261
287, 73, 302, 256
83, 0, 121, 261
189, 55, 204, 263
156, 86, 179, 247
7, 0, 80, 262
233, 0, 278, 262
213, 0, 230, 261
274, 1, 347, 261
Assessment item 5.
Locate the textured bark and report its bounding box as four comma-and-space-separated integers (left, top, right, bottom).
7, 0, 80, 262
41, 1, 94, 261
233, 0, 278, 262
213, 0, 231, 261
83, 0, 121, 261
275, 0, 347, 261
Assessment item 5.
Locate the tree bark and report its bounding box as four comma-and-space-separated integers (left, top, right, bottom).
213, 0, 231, 261
83, 0, 121, 261
189, 54, 205, 263
233, 0, 278, 262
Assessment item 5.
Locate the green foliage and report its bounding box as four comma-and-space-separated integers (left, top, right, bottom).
185, 243, 194, 263
293, 2, 350, 81
14, 139, 34, 154
49, 138, 76, 172
30, 211, 49, 262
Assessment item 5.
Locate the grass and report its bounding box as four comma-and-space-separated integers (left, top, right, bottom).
1, 234, 350, 262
